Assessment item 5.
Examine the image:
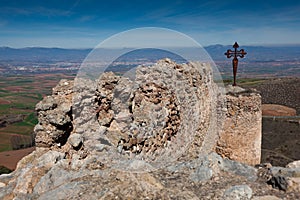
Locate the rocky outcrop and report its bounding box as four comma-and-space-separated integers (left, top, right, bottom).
70, 59, 224, 168
256, 162, 300, 195
1, 59, 299, 199
34, 79, 73, 148
0, 59, 224, 198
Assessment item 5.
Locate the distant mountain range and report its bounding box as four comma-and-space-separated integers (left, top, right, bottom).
1, 45, 300, 62
0, 47, 90, 62
205, 44, 300, 61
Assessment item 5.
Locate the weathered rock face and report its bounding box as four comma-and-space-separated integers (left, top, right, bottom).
216, 85, 262, 166
2, 59, 299, 199
70, 59, 224, 168
257, 161, 300, 195
0, 59, 226, 198
34, 80, 73, 148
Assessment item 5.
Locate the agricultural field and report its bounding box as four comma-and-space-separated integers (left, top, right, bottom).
0, 73, 75, 152
222, 78, 268, 87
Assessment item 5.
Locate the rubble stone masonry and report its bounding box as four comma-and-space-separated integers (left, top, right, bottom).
216, 85, 262, 165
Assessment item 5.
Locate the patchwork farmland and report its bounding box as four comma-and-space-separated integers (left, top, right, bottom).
0, 74, 75, 152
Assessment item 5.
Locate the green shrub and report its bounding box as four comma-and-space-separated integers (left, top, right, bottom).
0, 165, 12, 175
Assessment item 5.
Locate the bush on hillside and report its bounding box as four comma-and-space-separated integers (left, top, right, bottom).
0, 165, 12, 175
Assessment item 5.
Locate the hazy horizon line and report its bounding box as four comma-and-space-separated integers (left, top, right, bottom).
2, 43, 300, 50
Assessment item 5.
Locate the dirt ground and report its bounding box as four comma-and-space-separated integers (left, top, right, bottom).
253, 77, 300, 115
261, 117, 300, 166
0, 147, 35, 170
248, 77, 300, 166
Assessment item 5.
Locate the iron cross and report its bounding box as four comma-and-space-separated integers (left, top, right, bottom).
224, 42, 247, 86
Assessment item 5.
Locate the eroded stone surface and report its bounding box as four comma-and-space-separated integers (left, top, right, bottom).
34, 79, 73, 148
70, 59, 224, 167
223, 184, 253, 200
286, 160, 300, 169
252, 196, 282, 200
1, 59, 298, 199
216, 87, 262, 165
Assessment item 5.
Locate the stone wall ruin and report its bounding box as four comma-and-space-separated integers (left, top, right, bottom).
216, 86, 262, 165
33, 59, 261, 168
34, 59, 224, 169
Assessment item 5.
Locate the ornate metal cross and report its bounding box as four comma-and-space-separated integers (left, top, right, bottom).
224, 42, 247, 86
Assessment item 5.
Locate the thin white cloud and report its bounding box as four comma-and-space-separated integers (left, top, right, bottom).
78, 15, 95, 22
0, 7, 32, 15
0, 6, 72, 17
139, 1, 300, 33
190, 27, 300, 46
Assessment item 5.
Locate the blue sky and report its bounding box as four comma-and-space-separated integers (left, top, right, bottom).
0, 0, 300, 48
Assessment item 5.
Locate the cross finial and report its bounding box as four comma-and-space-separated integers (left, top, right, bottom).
233, 42, 239, 49
224, 42, 247, 86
